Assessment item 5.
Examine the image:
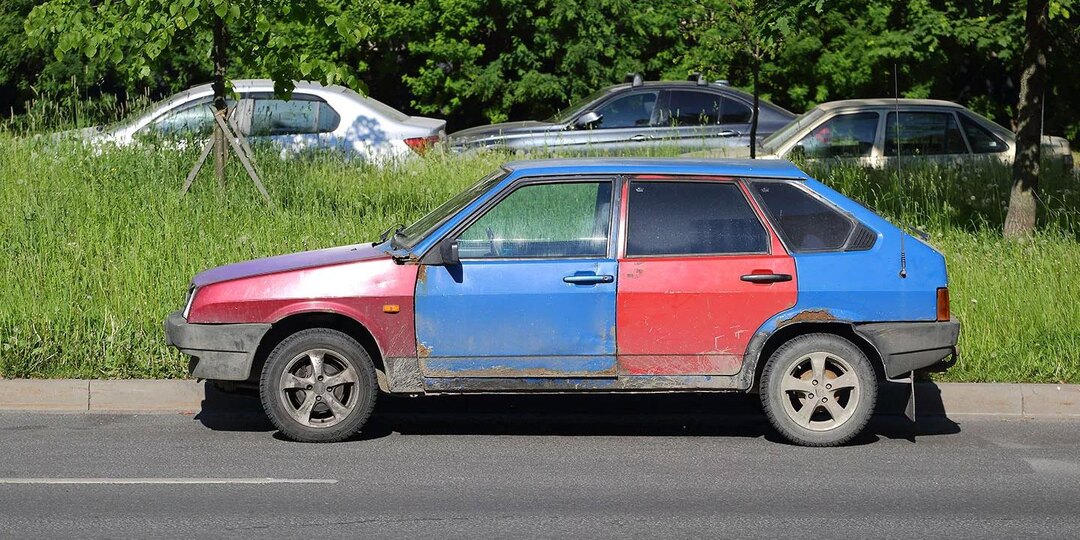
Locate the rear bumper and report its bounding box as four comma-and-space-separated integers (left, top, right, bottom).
855, 320, 960, 379
164, 311, 271, 381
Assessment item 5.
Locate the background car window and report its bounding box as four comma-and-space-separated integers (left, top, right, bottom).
662, 91, 721, 126
251, 97, 341, 136
593, 92, 658, 129
748, 181, 854, 252
626, 181, 768, 256
457, 182, 612, 258
958, 114, 1008, 153
720, 98, 752, 124
884, 112, 967, 156
795, 112, 878, 158
145, 99, 234, 137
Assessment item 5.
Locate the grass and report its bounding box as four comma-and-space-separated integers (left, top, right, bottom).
0, 135, 1077, 382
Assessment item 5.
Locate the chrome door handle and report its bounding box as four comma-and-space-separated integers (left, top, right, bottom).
718, 129, 740, 137
740, 273, 792, 284
630, 134, 648, 141
564, 274, 615, 284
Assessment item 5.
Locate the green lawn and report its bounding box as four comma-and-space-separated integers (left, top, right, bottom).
0, 136, 1077, 382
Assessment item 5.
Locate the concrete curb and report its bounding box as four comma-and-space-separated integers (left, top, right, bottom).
0, 380, 1078, 417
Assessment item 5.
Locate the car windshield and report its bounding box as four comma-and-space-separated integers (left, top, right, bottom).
761, 108, 826, 154
395, 168, 509, 249
545, 88, 615, 124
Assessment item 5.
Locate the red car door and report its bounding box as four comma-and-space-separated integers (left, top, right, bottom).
616, 177, 797, 376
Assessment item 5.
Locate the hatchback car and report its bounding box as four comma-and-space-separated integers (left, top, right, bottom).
448, 76, 795, 154
697, 98, 1073, 169
69, 80, 446, 161
166, 158, 958, 446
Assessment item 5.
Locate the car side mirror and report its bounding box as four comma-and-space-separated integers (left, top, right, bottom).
788, 144, 807, 159
574, 111, 602, 129
439, 239, 460, 266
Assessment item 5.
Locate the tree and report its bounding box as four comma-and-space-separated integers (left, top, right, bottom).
26, 0, 377, 186
682, 0, 816, 158
1003, 0, 1049, 238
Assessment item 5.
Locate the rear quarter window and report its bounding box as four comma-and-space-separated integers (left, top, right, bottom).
747, 181, 856, 252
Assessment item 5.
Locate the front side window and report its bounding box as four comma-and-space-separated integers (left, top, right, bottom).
748, 181, 854, 252
251, 96, 340, 136
593, 91, 659, 129
457, 181, 613, 259
884, 112, 967, 156
794, 112, 879, 158
145, 98, 235, 138
958, 114, 1008, 153
626, 181, 768, 256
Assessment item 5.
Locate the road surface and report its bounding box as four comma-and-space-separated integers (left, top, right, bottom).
0, 390, 1077, 538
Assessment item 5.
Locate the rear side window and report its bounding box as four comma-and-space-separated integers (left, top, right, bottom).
251, 95, 341, 136
958, 114, 1008, 153
748, 181, 854, 252
884, 112, 967, 156
659, 91, 753, 126
626, 181, 768, 256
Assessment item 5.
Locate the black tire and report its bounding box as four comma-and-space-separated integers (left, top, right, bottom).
259, 328, 378, 443
759, 333, 877, 447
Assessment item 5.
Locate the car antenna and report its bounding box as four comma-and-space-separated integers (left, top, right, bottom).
894, 63, 907, 279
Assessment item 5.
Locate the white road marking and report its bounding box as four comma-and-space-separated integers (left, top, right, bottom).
0, 478, 337, 485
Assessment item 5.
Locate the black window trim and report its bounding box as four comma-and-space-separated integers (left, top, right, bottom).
438, 175, 621, 262
622, 176, 772, 259
746, 178, 875, 254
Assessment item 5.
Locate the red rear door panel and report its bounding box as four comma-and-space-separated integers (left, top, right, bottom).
615, 179, 797, 376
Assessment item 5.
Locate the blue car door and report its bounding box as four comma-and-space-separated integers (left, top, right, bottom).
414, 178, 619, 385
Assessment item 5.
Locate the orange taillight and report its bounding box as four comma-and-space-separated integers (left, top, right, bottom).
936, 287, 950, 321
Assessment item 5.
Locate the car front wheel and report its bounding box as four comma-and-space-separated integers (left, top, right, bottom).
760, 333, 877, 447
259, 328, 378, 443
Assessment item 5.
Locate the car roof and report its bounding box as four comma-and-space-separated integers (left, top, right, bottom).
181, 79, 353, 96
814, 98, 962, 110
502, 158, 808, 180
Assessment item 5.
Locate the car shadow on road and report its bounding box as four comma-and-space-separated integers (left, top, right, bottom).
194, 380, 961, 445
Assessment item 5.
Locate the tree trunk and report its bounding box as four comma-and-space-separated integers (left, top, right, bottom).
749, 59, 759, 159
211, 14, 229, 188
1003, 0, 1048, 239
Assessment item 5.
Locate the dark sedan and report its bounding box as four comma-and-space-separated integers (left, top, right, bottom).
448, 75, 795, 154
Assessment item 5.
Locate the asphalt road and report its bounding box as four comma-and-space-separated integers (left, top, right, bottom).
0, 390, 1078, 539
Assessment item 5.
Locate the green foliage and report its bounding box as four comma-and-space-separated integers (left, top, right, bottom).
0, 136, 1077, 381
24, 0, 379, 98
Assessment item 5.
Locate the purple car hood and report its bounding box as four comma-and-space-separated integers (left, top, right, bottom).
192, 242, 388, 287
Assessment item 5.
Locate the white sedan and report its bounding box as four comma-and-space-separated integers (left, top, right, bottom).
71, 80, 446, 162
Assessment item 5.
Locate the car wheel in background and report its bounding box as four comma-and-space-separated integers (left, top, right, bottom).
259, 328, 378, 443
760, 333, 877, 447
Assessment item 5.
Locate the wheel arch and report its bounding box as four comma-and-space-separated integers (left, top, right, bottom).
745, 321, 884, 393
252, 311, 388, 392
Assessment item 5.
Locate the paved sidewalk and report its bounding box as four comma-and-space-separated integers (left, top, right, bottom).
0, 379, 1077, 417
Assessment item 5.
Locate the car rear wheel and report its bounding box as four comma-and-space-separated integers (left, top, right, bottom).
760, 333, 877, 447
259, 328, 378, 443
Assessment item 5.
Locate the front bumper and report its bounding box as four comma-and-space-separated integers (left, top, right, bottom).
164, 311, 271, 381
855, 320, 960, 379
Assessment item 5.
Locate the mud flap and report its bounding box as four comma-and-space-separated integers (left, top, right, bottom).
887, 371, 916, 442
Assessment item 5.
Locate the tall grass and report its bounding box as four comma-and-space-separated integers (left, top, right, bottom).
0, 136, 1077, 381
